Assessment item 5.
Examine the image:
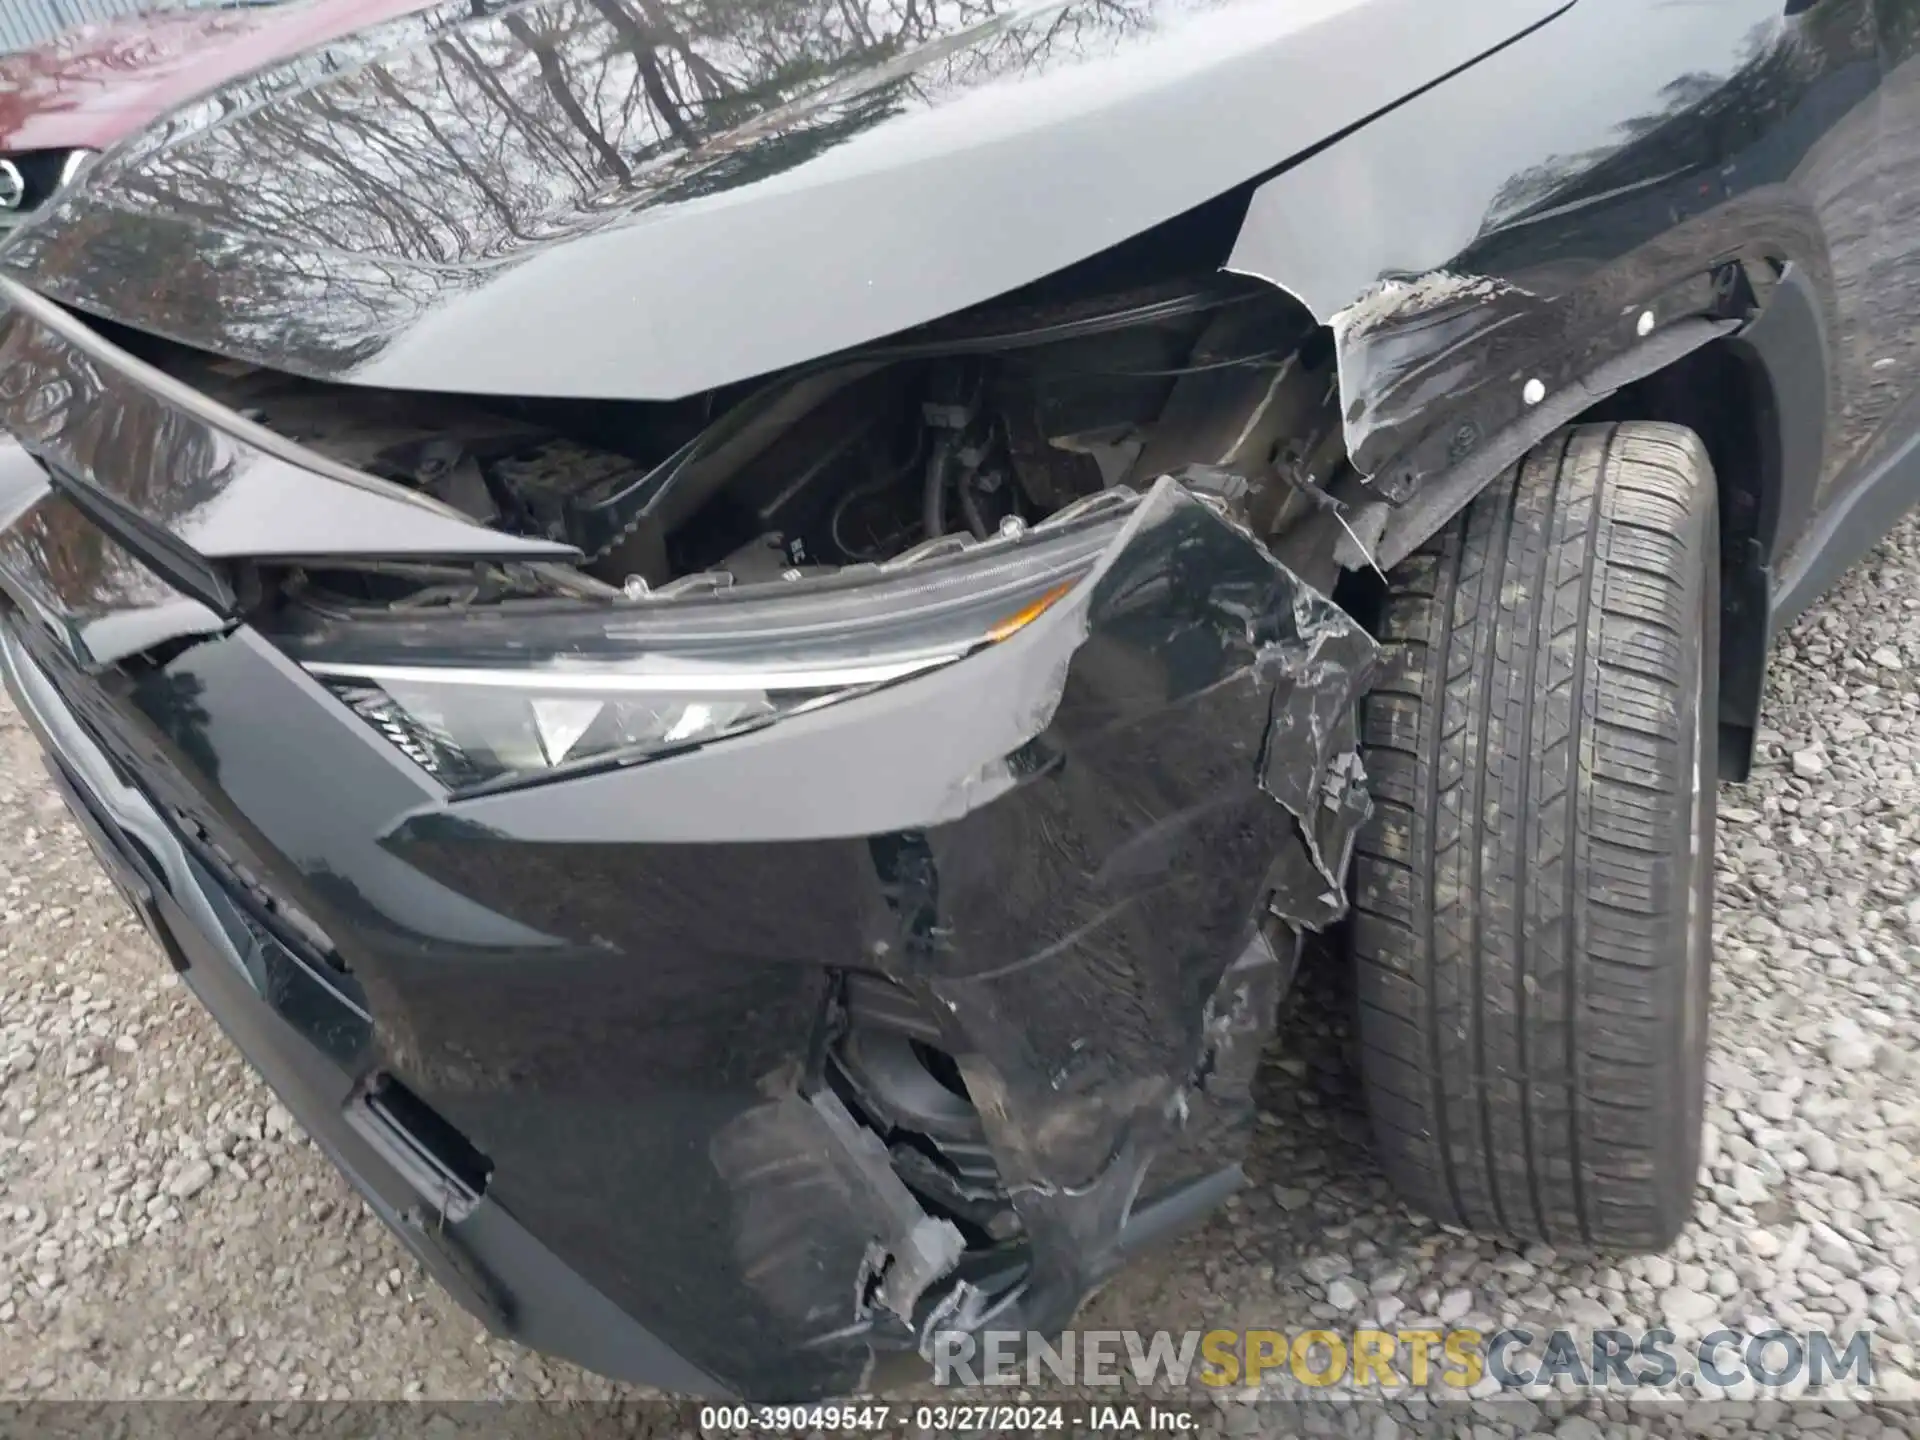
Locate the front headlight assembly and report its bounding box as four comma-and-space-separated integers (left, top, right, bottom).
281, 517, 1109, 792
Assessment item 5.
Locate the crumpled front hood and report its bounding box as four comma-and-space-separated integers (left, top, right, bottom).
2, 0, 1563, 400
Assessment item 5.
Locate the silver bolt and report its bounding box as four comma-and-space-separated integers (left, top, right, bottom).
1523, 378, 1546, 406
621, 575, 651, 599
1637, 309, 1656, 337
998, 514, 1029, 540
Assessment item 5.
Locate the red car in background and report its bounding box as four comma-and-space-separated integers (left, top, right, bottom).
0, 0, 441, 227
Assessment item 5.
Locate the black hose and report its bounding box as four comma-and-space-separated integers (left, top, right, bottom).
956, 469, 991, 541
922, 434, 956, 539
830, 434, 927, 561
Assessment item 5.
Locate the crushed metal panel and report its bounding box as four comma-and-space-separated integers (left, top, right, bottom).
0, 280, 575, 572
811, 1090, 967, 1324
384, 478, 1377, 1391
853, 477, 1377, 1332
708, 1091, 964, 1392
1371, 314, 1739, 570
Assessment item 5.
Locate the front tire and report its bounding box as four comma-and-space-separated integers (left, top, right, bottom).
1353, 422, 1717, 1250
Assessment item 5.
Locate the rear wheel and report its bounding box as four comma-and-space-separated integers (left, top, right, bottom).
1352, 422, 1717, 1249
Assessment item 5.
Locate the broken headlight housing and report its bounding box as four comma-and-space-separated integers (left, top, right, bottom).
283, 518, 1112, 792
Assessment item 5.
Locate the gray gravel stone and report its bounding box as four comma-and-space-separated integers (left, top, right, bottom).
1730, 1163, 1770, 1205
1757, 1089, 1797, 1122
1811, 1221, 1861, 1272
1368, 1264, 1406, 1295
1660, 1286, 1717, 1324
1863, 1265, 1903, 1295
1792, 746, 1828, 778
1828, 1023, 1878, 1071
164, 1161, 214, 1202
1563, 1294, 1614, 1327
1301, 1253, 1352, 1285
1325, 1276, 1364, 1312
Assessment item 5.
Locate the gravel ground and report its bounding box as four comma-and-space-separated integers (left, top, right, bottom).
1, 518, 1918, 1434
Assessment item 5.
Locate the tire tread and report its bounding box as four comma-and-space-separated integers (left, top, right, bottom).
1352, 421, 1715, 1249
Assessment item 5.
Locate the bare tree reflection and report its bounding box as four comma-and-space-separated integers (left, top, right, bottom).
0, 5, 281, 114
141, 670, 219, 783
0, 318, 246, 611
1476, 5, 1874, 241
9, 0, 1180, 370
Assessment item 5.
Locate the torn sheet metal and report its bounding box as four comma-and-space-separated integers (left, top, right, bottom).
1225, 0, 1853, 523
707, 1090, 966, 1390
0, 279, 574, 584
637, 481, 1377, 1383
192, 476, 1379, 1399
844, 476, 1378, 1346
1324, 272, 1538, 491
1372, 314, 1740, 571
1259, 602, 1376, 930
1133, 922, 1291, 1217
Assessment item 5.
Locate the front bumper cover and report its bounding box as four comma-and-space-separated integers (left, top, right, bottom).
0, 295, 1378, 1399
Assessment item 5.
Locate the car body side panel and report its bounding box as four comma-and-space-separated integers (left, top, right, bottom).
0, 0, 1566, 397
1765, 0, 1920, 622
1725, 264, 1830, 570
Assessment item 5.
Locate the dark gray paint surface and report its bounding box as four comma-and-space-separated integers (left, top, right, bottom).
2, 0, 1920, 1403
0, 0, 1560, 397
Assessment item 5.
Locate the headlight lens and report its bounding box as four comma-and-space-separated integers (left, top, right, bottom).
290, 516, 1111, 791
313, 656, 936, 788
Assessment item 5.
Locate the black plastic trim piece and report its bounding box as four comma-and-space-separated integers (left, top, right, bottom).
1375, 318, 1738, 572
1729, 263, 1830, 566
1774, 424, 1920, 627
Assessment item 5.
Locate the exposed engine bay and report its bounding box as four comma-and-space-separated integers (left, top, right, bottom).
143, 273, 1369, 1281
114, 274, 1374, 609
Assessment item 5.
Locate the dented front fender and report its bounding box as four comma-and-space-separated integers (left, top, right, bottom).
1229, 0, 1861, 565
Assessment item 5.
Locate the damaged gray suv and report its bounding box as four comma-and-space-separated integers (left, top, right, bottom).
0, 0, 1907, 1400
